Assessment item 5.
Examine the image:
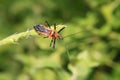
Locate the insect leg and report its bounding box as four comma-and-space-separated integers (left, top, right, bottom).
54, 23, 56, 30
53, 38, 56, 48
45, 21, 51, 28
43, 36, 48, 38
58, 27, 65, 33
50, 38, 54, 47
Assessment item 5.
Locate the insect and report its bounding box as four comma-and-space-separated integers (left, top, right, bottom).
34, 21, 66, 48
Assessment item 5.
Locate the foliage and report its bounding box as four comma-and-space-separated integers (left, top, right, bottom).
0, 0, 120, 80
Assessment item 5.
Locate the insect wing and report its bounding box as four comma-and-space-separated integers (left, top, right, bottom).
34, 25, 51, 35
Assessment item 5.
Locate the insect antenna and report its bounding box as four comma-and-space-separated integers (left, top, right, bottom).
63, 31, 85, 39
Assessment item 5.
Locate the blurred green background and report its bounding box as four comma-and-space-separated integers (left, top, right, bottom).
0, 0, 120, 80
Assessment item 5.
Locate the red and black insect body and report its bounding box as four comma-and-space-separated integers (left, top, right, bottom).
34, 21, 66, 48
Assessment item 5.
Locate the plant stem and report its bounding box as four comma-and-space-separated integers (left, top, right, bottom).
0, 25, 66, 46
0, 29, 37, 46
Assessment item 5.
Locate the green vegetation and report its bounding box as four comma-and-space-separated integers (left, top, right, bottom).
0, 0, 120, 80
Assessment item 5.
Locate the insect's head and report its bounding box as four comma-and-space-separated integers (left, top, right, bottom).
50, 30, 63, 40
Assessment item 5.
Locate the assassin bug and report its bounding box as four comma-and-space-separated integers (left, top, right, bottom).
34, 21, 66, 48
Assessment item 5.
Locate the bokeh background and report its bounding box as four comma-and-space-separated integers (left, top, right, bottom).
0, 0, 120, 80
